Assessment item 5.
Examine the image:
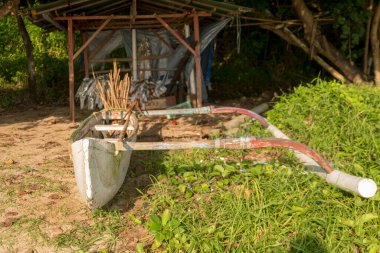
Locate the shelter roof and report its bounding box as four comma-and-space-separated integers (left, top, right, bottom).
28, 0, 257, 31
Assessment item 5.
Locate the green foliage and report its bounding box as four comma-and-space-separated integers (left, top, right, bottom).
145, 209, 187, 251
145, 147, 380, 252
54, 208, 124, 252
0, 15, 68, 106
267, 79, 380, 181
211, 26, 323, 100
144, 79, 380, 252
320, 0, 370, 60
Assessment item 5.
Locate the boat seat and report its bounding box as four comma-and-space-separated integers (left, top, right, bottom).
93, 125, 135, 131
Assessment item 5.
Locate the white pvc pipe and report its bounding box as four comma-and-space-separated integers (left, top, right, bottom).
266, 124, 377, 198
326, 170, 377, 198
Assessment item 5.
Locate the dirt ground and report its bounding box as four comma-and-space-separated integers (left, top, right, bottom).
0, 105, 238, 252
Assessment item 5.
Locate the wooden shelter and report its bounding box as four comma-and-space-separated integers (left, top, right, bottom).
28, 0, 255, 121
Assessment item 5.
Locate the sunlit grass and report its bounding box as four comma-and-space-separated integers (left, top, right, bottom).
142, 79, 380, 252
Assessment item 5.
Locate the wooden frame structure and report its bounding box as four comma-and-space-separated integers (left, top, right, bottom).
28, 0, 256, 122
62, 12, 209, 121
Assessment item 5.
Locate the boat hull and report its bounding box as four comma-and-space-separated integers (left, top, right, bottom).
71, 137, 135, 209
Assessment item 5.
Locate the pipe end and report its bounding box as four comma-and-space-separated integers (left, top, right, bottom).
358, 179, 377, 198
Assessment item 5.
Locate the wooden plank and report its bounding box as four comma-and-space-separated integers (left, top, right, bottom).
93, 67, 177, 74
94, 125, 135, 131
81, 32, 89, 78
89, 54, 170, 63
63, 0, 112, 14
35, 0, 91, 15
155, 15, 196, 56
53, 12, 211, 21
73, 16, 112, 60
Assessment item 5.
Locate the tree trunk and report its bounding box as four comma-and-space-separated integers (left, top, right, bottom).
291, 0, 366, 84
261, 24, 348, 83
16, 11, 37, 100
371, 1, 380, 86
363, 0, 373, 77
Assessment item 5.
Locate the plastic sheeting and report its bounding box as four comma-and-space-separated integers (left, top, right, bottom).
79, 19, 230, 108
165, 19, 230, 100
75, 76, 167, 110
75, 76, 106, 110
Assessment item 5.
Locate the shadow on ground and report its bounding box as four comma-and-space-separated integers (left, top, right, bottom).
289, 234, 328, 253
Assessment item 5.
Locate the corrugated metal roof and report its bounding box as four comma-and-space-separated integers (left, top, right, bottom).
28, 0, 257, 31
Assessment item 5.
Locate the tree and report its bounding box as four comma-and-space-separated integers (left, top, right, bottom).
15, 10, 37, 100
251, 0, 380, 86
1, 0, 37, 100
371, 1, 380, 86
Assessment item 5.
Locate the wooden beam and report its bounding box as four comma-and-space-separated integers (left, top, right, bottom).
193, 14, 202, 107
86, 0, 128, 15
81, 32, 89, 78
76, 19, 177, 27
36, 0, 92, 15
88, 30, 116, 60
93, 67, 177, 74
79, 24, 166, 30
96, 3, 131, 16
68, 19, 75, 122
131, 0, 137, 80
150, 29, 174, 52
94, 125, 135, 131
73, 16, 112, 60
53, 12, 211, 20
142, 0, 184, 12
63, 0, 112, 14
155, 15, 196, 56
42, 13, 67, 31
89, 54, 170, 63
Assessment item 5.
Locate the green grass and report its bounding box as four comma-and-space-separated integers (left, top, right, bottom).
140, 79, 380, 252
2, 79, 379, 252
267, 79, 380, 180
53, 209, 125, 251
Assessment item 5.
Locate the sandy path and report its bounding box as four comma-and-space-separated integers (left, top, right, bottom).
0, 106, 232, 252
0, 107, 90, 252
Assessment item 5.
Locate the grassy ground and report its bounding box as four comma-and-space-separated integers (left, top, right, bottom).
1, 80, 379, 252
138, 80, 380, 252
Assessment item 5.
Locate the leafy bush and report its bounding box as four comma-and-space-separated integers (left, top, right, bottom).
143, 79, 380, 252
267, 79, 380, 181
0, 15, 69, 106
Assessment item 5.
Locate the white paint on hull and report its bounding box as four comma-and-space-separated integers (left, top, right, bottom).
83, 139, 92, 200
72, 137, 135, 209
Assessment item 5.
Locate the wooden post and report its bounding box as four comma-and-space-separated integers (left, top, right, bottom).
155, 15, 195, 56
184, 24, 196, 107
131, 0, 138, 80
193, 14, 202, 107
81, 32, 89, 78
68, 18, 75, 122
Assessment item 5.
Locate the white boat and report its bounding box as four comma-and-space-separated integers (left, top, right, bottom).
71, 110, 138, 209
71, 107, 377, 209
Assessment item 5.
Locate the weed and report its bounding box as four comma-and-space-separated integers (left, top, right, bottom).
54, 208, 125, 252
143, 79, 380, 252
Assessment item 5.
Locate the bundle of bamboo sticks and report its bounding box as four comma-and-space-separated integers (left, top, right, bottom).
96, 62, 140, 140
96, 62, 132, 110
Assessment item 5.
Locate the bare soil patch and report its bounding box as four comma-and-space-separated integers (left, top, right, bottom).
0, 105, 233, 252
